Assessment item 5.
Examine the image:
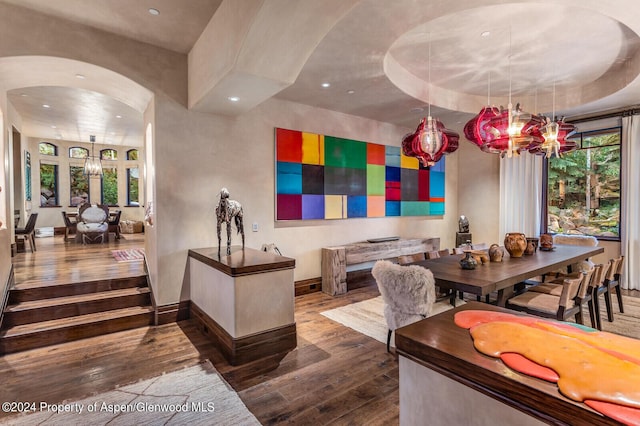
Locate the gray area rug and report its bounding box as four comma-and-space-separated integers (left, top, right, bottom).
1, 360, 259, 426
321, 296, 463, 348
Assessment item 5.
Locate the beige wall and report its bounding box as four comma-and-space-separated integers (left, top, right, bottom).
149, 95, 462, 305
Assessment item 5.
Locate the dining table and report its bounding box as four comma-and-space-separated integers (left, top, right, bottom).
412, 244, 604, 307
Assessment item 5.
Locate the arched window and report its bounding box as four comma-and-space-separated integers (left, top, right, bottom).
100, 148, 118, 160
39, 142, 58, 156
69, 147, 89, 159
126, 149, 139, 160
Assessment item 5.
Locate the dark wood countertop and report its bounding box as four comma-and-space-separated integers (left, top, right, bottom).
188, 246, 295, 277
395, 302, 622, 426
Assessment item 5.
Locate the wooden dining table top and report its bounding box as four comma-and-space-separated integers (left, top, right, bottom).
412, 244, 604, 304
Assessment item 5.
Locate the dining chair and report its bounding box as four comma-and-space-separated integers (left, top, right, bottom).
425, 249, 454, 301
471, 242, 489, 250
108, 210, 122, 240
593, 256, 625, 328
527, 264, 602, 328
397, 252, 425, 264
505, 270, 590, 324
526, 234, 598, 286
371, 260, 436, 352
61, 211, 77, 242
15, 213, 38, 253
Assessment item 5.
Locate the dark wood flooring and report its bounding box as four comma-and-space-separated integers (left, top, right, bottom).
3, 233, 398, 425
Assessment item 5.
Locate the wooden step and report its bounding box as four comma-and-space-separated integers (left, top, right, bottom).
3, 287, 151, 327
8, 275, 148, 303
0, 306, 155, 354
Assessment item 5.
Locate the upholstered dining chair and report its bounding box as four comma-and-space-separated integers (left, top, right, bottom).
526, 234, 598, 286
397, 252, 425, 265
15, 213, 38, 253
76, 204, 109, 244
593, 256, 625, 329
371, 260, 436, 352
108, 210, 122, 240
527, 264, 603, 329
506, 268, 592, 324
61, 211, 77, 242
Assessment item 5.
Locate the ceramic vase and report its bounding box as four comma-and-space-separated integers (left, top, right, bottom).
488, 244, 504, 262
504, 233, 527, 258
460, 251, 478, 270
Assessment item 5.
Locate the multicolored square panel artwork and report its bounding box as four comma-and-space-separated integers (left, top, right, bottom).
275, 127, 446, 221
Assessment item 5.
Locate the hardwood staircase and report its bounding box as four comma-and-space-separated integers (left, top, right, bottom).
0, 275, 154, 354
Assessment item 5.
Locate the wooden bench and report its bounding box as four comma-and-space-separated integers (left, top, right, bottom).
321, 237, 440, 295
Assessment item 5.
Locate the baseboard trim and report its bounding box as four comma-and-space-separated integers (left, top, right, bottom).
295, 277, 321, 296
155, 301, 191, 325
190, 301, 296, 366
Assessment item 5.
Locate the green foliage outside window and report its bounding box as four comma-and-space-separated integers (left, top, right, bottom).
70, 166, 89, 206
101, 168, 118, 206
547, 129, 621, 238
127, 167, 139, 206
40, 163, 58, 206
39, 142, 57, 156
127, 149, 139, 160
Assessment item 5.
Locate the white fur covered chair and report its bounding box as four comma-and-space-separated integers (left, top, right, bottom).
371, 260, 436, 352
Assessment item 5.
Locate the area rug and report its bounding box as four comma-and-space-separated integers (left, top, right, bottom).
112, 248, 145, 262
321, 296, 464, 348
321, 294, 640, 346
0, 360, 260, 425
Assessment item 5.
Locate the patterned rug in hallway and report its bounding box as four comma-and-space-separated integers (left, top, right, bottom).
321, 294, 640, 347
112, 248, 145, 262
0, 360, 259, 425
321, 296, 464, 348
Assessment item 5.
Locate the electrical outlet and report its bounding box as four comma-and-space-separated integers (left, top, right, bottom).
252, 222, 258, 232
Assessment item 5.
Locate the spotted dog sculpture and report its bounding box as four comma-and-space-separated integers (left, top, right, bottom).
216, 187, 245, 255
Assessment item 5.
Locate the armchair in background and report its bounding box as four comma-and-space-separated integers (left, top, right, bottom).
76, 204, 109, 244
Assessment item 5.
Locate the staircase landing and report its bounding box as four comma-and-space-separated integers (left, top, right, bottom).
2, 232, 152, 354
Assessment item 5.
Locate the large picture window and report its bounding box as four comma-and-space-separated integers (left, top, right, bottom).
70, 165, 89, 206
127, 167, 139, 206
546, 127, 621, 239
40, 163, 59, 207
101, 167, 118, 206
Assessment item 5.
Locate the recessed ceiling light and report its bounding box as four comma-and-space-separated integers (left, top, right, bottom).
75, 74, 85, 79
347, 90, 355, 94
227, 96, 240, 102
20, 93, 27, 97
116, 115, 122, 119
148, 8, 160, 16
51, 125, 57, 129
321, 82, 330, 88
42, 104, 50, 108
481, 31, 491, 37
410, 107, 424, 113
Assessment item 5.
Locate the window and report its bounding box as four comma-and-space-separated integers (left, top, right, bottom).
40, 163, 59, 206
127, 167, 139, 206
70, 165, 89, 206
127, 149, 139, 160
39, 142, 58, 156
69, 147, 89, 159
101, 149, 118, 160
546, 127, 621, 239
101, 167, 118, 206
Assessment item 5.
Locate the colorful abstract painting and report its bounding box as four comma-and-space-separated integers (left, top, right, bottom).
275, 128, 446, 221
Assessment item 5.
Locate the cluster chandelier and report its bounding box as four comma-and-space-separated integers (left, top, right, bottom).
464, 32, 577, 158
401, 35, 460, 168
83, 135, 103, 176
